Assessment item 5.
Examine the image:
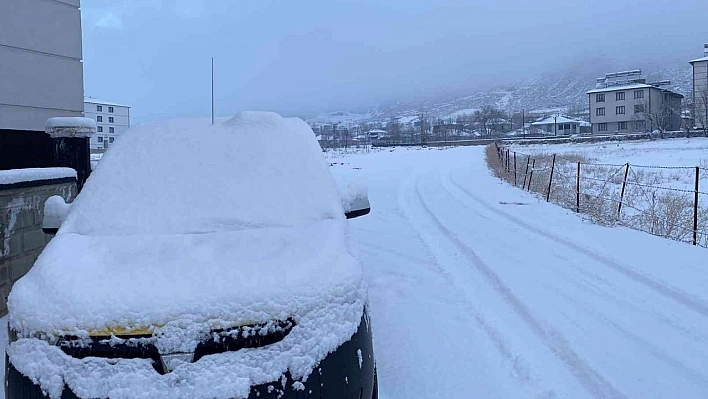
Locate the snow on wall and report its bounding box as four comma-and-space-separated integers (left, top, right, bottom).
45, 117, 96, 138
0, 168, 76, 186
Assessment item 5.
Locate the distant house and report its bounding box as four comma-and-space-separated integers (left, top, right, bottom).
487, 118, 512, 132
531, 116, 588, 135
366, 129, 387, 140
587, 70, 683, 134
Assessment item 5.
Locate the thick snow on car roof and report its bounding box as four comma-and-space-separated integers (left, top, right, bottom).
64, 112, 343, 236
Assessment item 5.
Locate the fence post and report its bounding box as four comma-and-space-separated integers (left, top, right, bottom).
617, 163, 630, 221
576, 161, 581, 213
546, 154, 556, 202
523, 155, 530, 189
527, 159, 535, 191
506, 149, 510, 175
694, 166, 700, 246
513, 152, 517, 186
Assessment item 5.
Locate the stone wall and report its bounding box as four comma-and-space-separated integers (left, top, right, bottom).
0, 177, 77, 316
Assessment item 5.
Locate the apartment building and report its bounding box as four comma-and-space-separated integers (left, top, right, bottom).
690, 44, 708, 129
587, 71, 683, 134
0, 0, 84, 169
83, 98, 131, 150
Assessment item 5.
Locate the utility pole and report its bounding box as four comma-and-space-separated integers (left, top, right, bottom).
554, 115, 557, 136
211, 57, 215, 125
420, 111, 426, 145
522, 109, 525, 138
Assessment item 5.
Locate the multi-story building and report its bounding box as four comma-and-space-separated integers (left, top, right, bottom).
0, 0, 84, 169
83, 98, 131, 150
690, 44, 708, 129
587, 70, 683, 135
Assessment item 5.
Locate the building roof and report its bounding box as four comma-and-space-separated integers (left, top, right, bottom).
586, 83, 653, 94
586, 83, 683, 98
689, 56, 708, 64
531, 116, 582, 126
84, 97, 131, 108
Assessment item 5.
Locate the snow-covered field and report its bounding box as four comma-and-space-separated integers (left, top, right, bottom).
4, 144, 708, 398
332, 145, 708, 398
510, 137, 708, 167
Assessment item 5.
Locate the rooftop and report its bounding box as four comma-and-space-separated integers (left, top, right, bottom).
587, 83, 683, 98
531, 116, 583, 126
690, 56, 708, 63
84, 97, 131, 108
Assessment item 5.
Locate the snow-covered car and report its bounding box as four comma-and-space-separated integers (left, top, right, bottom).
6, 112, 376, 399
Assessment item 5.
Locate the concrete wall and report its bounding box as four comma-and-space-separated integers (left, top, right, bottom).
0, 0, 84, 132
0, 178, 77, 316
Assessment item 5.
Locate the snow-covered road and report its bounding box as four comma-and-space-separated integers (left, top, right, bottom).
340, 146, 708, 399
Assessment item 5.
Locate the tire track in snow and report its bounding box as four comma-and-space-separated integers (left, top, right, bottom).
446, 172, 708, 320
413, 174, 627, 399
396, 173, 551, 396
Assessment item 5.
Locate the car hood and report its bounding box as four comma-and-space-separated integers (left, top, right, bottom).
8, 219, 365, 335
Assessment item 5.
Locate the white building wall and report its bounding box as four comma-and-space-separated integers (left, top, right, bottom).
0, 0, 84, 132
83, 100, 131, 150
693, 60, 708, 129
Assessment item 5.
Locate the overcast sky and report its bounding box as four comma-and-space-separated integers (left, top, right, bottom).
81, 0, 708, 123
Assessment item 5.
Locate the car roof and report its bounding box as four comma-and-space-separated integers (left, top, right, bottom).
62, 112, 344, 236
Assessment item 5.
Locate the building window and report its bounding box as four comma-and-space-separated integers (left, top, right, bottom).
97, 137, 103, 143
97, 126, 103, 133
109, 127, 115, 133
634, 90, 644, 99
634, 104, 645, 113
618, 121, 627, 130
596, 94, 605, 102
109, 137, 115, 143
635, 120, 646, 130
108, 106, 114, 113
616, 92, 625, 101
598, 123, 608, 132
109, 117, 114, 123
596, 107, 605, 116
97, 116, 103, 122
97, 105, 102, 112
616, 106, 626, 115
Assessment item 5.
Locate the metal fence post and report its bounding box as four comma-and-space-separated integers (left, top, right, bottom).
527, 159, 535, 191
513, 152, 517, 186
546, 154, 556, 202
576, 161, 581, 213
523, 155, 530, 189
617, 163, 630, 221
694, 166, 700, 246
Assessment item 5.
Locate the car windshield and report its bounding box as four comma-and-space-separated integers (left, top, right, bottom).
62, 112, 343, 236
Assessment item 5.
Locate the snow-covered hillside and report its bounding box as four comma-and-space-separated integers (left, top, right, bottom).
310, 59, 693, 126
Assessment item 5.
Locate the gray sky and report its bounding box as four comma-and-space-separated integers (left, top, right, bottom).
82, 0, 708, 123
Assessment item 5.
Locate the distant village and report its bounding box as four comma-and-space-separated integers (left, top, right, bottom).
311, 44, 708, 149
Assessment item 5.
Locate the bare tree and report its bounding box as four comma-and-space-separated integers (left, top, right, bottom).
473, 105, 507, 136
387, 117, 402, 143
637, 96, 681, 138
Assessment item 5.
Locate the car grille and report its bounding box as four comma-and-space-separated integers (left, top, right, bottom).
57, 319, 295, 374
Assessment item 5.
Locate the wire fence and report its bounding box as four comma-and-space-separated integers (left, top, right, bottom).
488, 144, 708, 248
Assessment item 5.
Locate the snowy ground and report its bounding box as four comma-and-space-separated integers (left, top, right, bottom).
509, 137, 708, 167
5, 145, 708, 398
334, 145, 708, 398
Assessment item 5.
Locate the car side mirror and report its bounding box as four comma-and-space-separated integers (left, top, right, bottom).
42, 196, 71, 235
344, 192, 371, 219
339, 178, 370, 219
